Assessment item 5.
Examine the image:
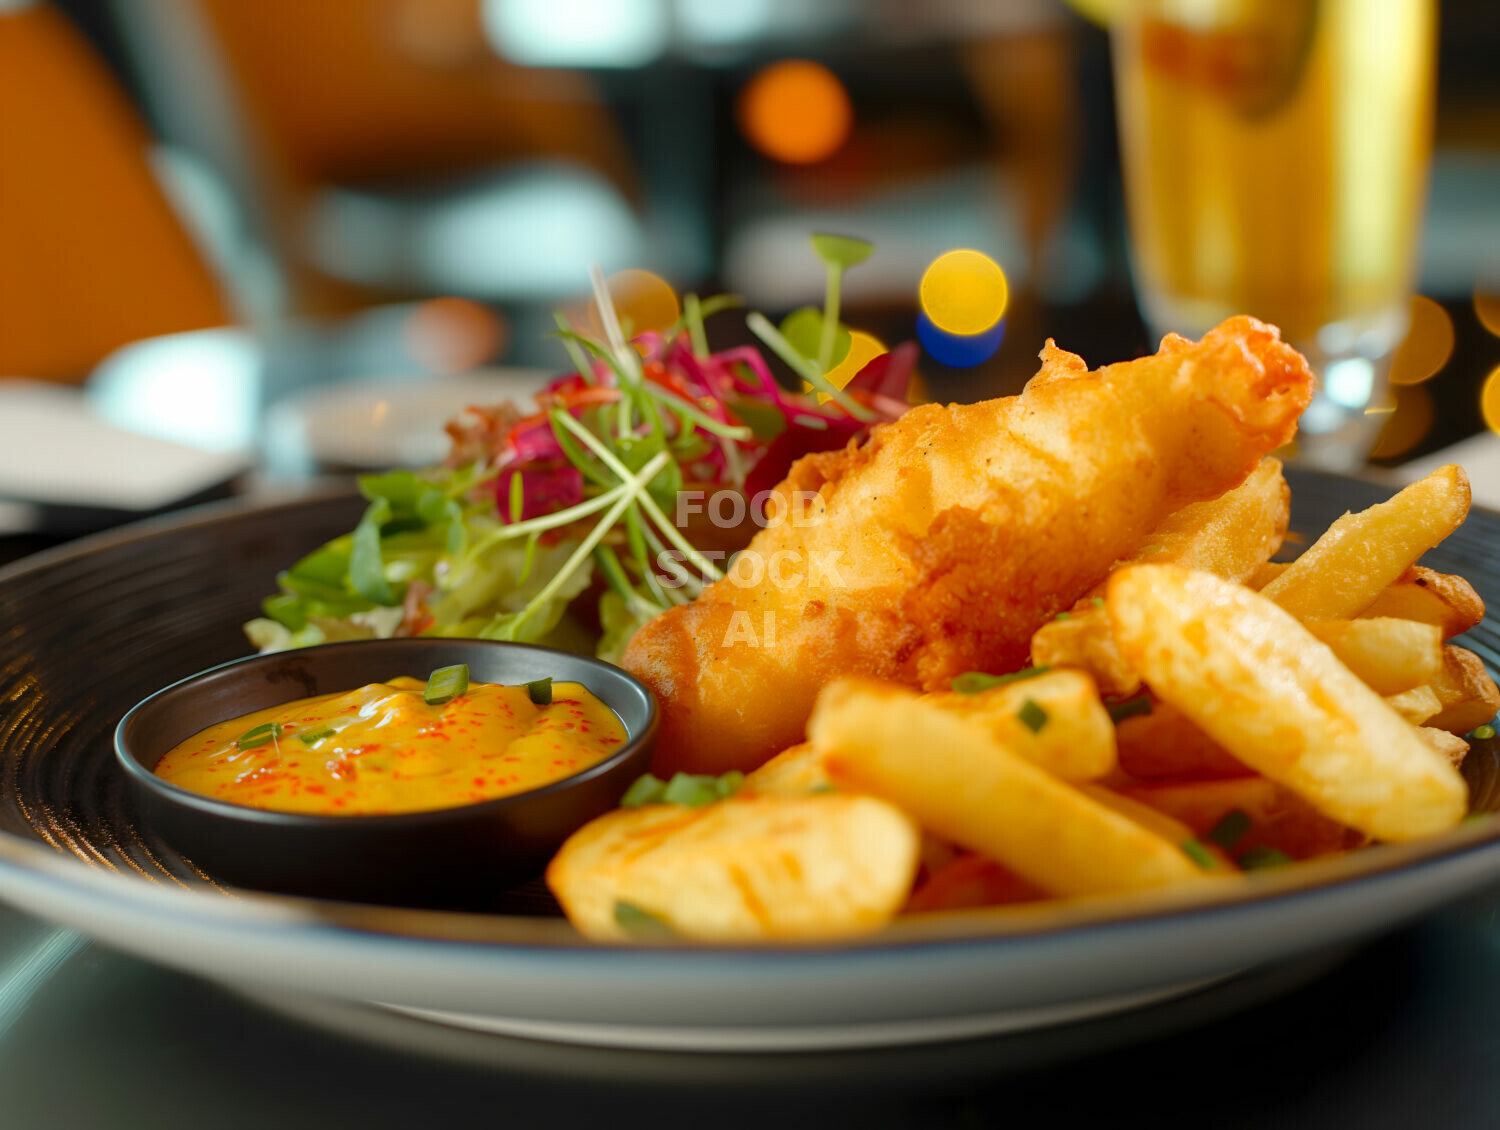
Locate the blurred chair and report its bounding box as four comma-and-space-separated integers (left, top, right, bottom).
0, 1, 230, 382
111, 0, 650, 318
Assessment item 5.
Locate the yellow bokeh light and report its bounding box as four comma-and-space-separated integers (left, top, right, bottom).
589, 269, 680, 340
1483, 364, 1500, 435
1388, 295, 1454, 386
737, 60, 852, 165
919, 250, 1009, 336
1476, 290, 1500, 338
1369, 384, 1434, 460
808, 330, 886, 401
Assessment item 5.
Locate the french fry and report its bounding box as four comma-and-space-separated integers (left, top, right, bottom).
1114, 703, 1254, 781
1029, 608, 1139, 698
1303, 618, 1444, 694
1382, 685, 1443, 725
546, 793, 920, 941
1360, 566, 1485, 639
1415, 726, 1470, 767
1087, 457, 1290, 593
1248, 561, 1290, 590
1259, 465, 1471, 621
927, 670, 1116, 781
811, 678, 1210, 897
1119, 777, 1361, 860
1107, 564, 1469, 841
744, 742, 832, 796
1427, 646, 1500, 735
1078, 784, 1199, 845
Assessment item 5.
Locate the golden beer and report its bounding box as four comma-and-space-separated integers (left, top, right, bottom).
1112, 0, 1436, 350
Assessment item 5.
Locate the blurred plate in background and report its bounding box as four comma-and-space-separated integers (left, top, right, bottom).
263, 369, 549, 476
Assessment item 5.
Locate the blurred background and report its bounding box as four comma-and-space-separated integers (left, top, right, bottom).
2, 0, 1498, 539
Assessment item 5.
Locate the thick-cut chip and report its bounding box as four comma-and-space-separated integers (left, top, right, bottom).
1248, 561, 1290, 590
1360, 566, 1485, 640
1259, 465, 1470, 621
1415, 727, 1470, 767
744, 742, 832, 796
927, 670, 1116, 781
1120, 777, 1361, 860
1382, 685, 1443, 725
1303, 618, 1444, 695
546, 793, 920, 941
1107, 565, 1468, 841
1085, 457, 1290, 595
811, 678, 1210, 897
1029, 608, 1140, 698
1114, 703, 1253, 781
1427, 646, 1500, 735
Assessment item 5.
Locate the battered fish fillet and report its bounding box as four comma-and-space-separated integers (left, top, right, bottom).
625, 316, 1313, 775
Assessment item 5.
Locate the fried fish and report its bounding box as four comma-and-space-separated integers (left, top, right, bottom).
625, 316, 1314, 775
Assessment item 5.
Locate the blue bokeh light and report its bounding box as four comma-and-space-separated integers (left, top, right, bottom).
917, 310, 1005, 368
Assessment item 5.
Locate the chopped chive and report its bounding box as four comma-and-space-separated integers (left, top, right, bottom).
952, 666, 1051, 695
423, 663, 469, 705
1017, 698, 1049, 734
661, 772, 722, 808
613, 901, 674, 937
1206, 809, 1252, 851
1238, 845, 1292, 870
297, 727, 337, 748
236, 722, 282, 751
1091, 597, 1105, 608
1054, 611, 1071, 621
1462, 813, 1488, 825
808, 782, 837, 795
621, 773, 667, 808
1180, 839, 1217, 870
525, 677, 553, 705
1107, 694, 1153, 724
1473, 724, 1496, 740
715, 770, 745, 798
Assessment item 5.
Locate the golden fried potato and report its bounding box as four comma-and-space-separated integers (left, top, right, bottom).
927, 670, 1116, 781
1360, 566, 1485, 640
1259, 465, 1470, 621
1248, 561, 1289, 590
1114, 703, 1253, 781
1427, 646, 1500, 735
743, 742, 832, 796
811, 678, 1210, 897
1029, 607, 1140, 699
1119, 777, 1361, 860
1078, 784, 1199, 845
1088, 457, 1289, 593
1414, 726, 1470, 767
546, 793, 920, 942
1303, 618, 1444, 695
1107, 565, 1468, 841
1382, 685, 1443, 725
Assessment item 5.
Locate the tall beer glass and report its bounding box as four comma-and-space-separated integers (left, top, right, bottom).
1112, 0, 1436, 469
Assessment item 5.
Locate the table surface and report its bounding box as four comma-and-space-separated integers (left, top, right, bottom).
2, 887, 1500, 1129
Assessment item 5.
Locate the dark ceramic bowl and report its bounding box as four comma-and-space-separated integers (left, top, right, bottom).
115, 638, 657, 908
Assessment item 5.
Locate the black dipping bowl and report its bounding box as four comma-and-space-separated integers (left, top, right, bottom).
115, 638, 657, 908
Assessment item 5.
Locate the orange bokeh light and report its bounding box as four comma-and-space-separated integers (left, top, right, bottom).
1476, 290, 1500, 338
1369, 384, 1434, 460
1482, 364, 1500, 435
588, 268, 680, 340
737, 60, 852, 165
1388, 295, 1454, 386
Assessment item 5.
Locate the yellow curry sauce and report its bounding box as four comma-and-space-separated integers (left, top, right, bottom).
154, 677, 626, 816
